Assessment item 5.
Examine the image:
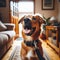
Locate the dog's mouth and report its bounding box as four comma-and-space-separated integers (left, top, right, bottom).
23, 27, 36, 36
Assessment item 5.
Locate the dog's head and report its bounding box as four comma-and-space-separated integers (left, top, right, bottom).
18, 15, 45, 40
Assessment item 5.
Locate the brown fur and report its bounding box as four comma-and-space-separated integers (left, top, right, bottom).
18, 15, 45, 60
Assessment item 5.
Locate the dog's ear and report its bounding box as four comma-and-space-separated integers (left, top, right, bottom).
35, 15, 45, 24
18, 16, 25, 24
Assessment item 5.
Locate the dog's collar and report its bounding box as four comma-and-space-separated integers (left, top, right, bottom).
24, 39, 40, 47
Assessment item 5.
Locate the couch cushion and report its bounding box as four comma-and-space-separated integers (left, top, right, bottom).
0, 31, 15, 39
0, 34, 8, 47
0, 21, 7, 31
4, 23, 15, 30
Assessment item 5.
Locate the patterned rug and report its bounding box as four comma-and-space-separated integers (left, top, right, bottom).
9, 37, 22, 60
9, 46, 21, 60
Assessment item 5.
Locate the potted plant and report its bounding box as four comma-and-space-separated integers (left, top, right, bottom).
40, 16, 51, 40
43, 16, 51, 25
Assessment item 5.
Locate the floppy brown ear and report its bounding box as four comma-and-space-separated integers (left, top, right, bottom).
18, 16, 25, 24
39, 16, 45, 24
36, 15, 45, 24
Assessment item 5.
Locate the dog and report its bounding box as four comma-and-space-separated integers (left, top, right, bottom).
18, 14, 45, 60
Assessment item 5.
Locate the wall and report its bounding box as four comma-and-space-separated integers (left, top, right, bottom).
35, 0, 58, 19
0, 0, 59, 22
0, 0, 10, 23
58, 1, 60, 22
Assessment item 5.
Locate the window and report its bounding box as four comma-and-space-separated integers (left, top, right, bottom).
10, 1, 19, 17
18, 1, 34, 18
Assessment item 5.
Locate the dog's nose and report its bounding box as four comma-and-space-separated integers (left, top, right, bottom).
24, 18, 32, 29
24, 18, 31, 23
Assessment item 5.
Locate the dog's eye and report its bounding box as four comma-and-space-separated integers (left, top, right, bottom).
32, 17, 36, 20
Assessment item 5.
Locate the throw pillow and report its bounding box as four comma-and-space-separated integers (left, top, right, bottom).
0, 21, 7, 31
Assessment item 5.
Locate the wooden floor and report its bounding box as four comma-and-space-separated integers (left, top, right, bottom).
2, 39, 60, 60
40, 39, 60, 60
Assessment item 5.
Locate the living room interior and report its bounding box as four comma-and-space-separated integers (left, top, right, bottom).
0, 0, 60, 60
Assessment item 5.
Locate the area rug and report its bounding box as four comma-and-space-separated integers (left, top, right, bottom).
9, 46, 21, 60
15, 37, 23, 41
9, 37, 22, 60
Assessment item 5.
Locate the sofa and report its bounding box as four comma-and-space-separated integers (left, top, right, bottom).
0, 21, 15, 59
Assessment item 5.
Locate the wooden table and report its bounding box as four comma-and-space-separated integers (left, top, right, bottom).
46, 26, 60, 55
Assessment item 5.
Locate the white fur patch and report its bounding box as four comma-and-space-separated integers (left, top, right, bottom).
26, 50, 34, 60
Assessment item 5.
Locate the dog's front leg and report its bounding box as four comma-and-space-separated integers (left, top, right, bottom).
20, 42, 28, 60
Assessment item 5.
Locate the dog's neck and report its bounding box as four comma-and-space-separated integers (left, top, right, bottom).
24, 39, 40, 47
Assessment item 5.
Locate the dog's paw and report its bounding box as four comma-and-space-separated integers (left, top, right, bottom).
21, 57, 28, 60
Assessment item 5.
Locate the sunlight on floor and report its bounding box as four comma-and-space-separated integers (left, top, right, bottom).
13, 40, 22, 46
19, 24, 22, 37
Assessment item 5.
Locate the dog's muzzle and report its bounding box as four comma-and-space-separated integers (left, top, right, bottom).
23, 18, 36, 36
24, 18, 32, 29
